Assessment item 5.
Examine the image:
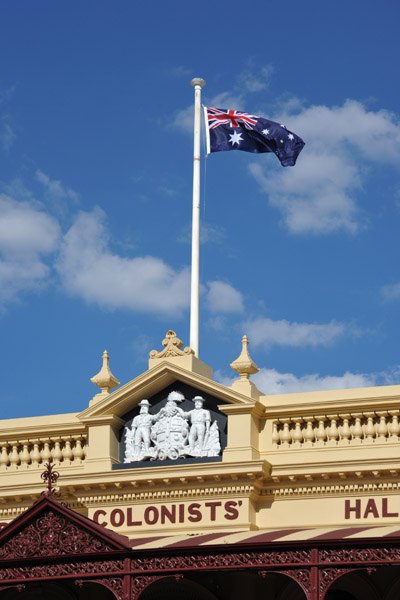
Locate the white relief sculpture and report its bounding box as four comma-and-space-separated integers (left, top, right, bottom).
185, 396, 211, 453
124, 391, 221, 462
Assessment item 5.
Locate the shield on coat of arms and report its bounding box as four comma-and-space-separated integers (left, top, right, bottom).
151, 414, 189, 459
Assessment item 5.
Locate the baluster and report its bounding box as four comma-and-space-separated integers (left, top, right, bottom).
304, 418, 315, 446
364, 413, 376, 442
31, 442, 41, 465
352, 414, 363, 443
316, 418, 327, 445
339, 415, 351, 445
376, 412, 388, 440
62, 438, 73, 462
0, 444, 9, 467
52, 439, 63, 463
72, 437, 85, 461
389, 411, 400, 439
9, 444, 20, 466
272, 422, 280, 446
280, 420, 292, 446
41, 440, 51, 463
292, 418, 303, 446
20, 441, 31, 465
327, 416, 339, 445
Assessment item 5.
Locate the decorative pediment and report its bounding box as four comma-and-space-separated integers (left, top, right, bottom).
79, 355, 255, 423
0, 495, 129, 560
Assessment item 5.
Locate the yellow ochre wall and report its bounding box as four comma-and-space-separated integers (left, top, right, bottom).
0, 332, 399, 538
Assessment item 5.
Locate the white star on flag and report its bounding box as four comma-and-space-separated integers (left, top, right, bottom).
229, 131, 243, 146
262, 128, 270, 136
288, 133, 294, 140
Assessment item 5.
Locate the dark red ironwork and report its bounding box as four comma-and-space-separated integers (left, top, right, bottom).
0, 498, 398, 600
41, 461, 61, 499
76, 577, 126, 600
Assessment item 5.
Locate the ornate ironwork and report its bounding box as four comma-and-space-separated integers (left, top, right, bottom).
0, 511, 116, 559
0, 560, 125, 581
319, 568, 354, 598
132, 575, 168, 600
131, 549, 312, 572
41, 461, 61, 498
76, 577, 126, 600
320, 546, 400, 564
278, 569, 312, 596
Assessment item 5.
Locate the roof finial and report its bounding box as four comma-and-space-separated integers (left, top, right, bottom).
229, 335, 261, 400
41, 460, 61, 499
90, 350, 120, 403
149, 331, 194, 359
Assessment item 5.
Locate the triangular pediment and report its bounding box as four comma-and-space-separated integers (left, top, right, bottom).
79, 360, 254, 423
0, 495, 129, 560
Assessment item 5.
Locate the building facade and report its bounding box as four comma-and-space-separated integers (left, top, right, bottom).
1, 330, 400, 600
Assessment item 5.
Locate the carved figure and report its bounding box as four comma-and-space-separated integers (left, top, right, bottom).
185, 396, 211, 452
123, 391, 221, 462
124, 400, 157, 462
131, 400, 154, 451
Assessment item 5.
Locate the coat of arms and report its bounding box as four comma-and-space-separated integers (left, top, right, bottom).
124, 391, 221, 462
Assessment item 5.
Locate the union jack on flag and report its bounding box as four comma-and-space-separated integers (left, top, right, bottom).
204, 105, 305, 167
207, 107, 258, 130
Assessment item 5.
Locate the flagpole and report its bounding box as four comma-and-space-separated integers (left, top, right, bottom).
189, 77, 206, 357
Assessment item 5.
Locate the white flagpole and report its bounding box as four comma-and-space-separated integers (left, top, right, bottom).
189, 77, 206, 357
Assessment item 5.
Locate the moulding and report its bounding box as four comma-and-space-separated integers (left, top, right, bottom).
267, 479, 400, 498
79, 361, 256, 421
76, 483, 255, 505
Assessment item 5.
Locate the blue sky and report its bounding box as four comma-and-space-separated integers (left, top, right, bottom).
1, 0, 400, 418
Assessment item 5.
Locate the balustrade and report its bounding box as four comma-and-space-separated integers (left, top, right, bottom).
0, 436, 86, 468
272, 411, 400, 448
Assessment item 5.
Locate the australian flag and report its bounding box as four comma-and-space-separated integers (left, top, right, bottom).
204, 106, 305, 167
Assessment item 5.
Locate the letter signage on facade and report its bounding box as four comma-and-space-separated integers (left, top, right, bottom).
91, 499, 244, 531
345, 497, 399, 519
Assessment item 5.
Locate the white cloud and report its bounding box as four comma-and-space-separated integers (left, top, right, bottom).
216, 364, 400, 394
206, 280, 244, 314
0, 119, 16, 151
381, 282, 400, 302
0, 195, 60, 304
35, 170, 79, 202
56, 209, 190, 315
170, 66, 193, 78
243, 316, 346, 348
249, 99, 400, 234
254, 364, 400, 394
237, 65, 274, 93
253, 368, 377, 394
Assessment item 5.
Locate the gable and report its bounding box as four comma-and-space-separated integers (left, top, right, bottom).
0, 496, 129, 560
79, 360, 254, 422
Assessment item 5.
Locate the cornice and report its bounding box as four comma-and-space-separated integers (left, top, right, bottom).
0, 422, 86, 442
260, 385, 400, 418
78, 362, 255, 421
78, 414, 125, 427
76, 482, 255, 505
264, 479, 400, 499
218, 400, 264, 418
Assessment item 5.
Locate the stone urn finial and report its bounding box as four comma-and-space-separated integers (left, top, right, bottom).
90, 350, 120, 395
229, 336, 261, 400
230, 335, 259, 380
